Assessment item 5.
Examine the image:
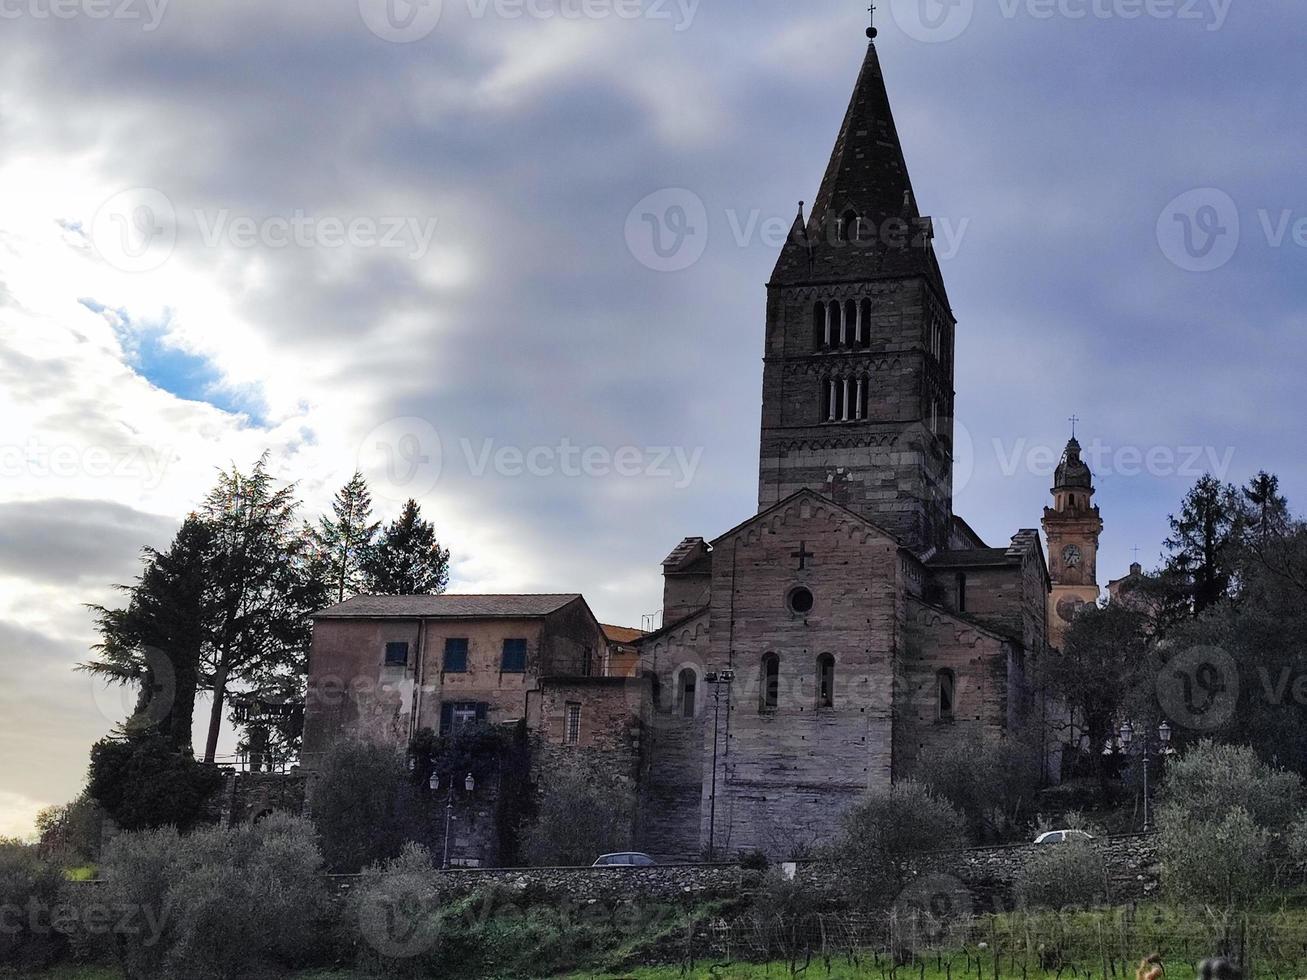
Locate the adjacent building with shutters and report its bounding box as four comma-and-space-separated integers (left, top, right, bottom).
300, 594, 639, 769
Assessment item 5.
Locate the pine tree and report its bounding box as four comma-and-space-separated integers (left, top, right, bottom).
1241, 471, 1289, 547
199, 455, 326, 763
311, 471, 381, 604
82, 515, 214, 752
1165, 475, 1239, 614
364, 499, 451, 596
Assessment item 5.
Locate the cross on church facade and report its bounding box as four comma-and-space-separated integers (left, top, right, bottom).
791, 541, 815, 570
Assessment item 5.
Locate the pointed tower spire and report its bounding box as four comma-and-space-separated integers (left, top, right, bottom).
770, 40, 946, 297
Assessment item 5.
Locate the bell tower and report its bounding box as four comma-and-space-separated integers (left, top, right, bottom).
756, 31, 956, 555
1042, 432, 1104, 649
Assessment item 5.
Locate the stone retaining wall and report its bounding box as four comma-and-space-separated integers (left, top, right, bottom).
331, 862, 748, 906
324, 834, 1159, 909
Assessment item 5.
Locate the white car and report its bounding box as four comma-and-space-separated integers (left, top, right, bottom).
1034, 829, 1095, 845
592, 852, 657, 867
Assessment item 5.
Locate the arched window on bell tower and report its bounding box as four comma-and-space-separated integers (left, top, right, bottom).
817, 653, 835, 708
761, 653, 780, 710
936, 668, 956, 722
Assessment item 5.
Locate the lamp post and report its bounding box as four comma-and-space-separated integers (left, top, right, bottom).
433, 771, 476, 869
704, 669, 734, 861
1120, 720, 1171, 831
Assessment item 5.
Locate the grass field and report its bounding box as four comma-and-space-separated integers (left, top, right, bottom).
18, 905, 1307, 980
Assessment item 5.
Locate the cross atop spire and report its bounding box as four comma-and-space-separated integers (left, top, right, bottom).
1069, 414, 1080, 439
867, 2, 878, 40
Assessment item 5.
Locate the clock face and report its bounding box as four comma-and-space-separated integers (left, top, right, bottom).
1063, 544, 1082, 568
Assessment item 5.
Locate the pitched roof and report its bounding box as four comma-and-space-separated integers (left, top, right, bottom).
927, 548, 1016, 569
769, 41, 949, 302
710, 488, 905, 550
313, 594, 583, 620
602, 624, 647, 644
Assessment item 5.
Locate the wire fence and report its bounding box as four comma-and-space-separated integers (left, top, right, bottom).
688, 909, 1307, 980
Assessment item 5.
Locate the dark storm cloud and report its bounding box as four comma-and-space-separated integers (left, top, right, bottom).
2, 0, 1306, 825
0, 500, 175, 586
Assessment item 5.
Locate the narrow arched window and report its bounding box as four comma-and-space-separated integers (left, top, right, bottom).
813, 302, 827, 350
840, 209, 859, 244
937, 669, 956, 722
678, 668, 697, 719
844, 300, 857, 348
761, 653, 780, 710
860, 299, 873, 348
817, 654, 835, 708
956, 572, 967, 612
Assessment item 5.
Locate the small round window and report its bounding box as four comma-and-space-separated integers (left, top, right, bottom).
787, 587, 814, 615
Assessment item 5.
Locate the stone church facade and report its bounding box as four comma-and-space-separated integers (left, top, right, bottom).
636, 37, 1062, 859
300, 31, 1115, 865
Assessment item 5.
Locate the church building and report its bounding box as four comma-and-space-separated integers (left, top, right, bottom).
635, 31, 1063, 859
300, 26, 1116, 866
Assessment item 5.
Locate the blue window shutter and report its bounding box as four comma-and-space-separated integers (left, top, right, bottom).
385, 642, 409, 667
443, 638, 468, 673
475, 703, 488, 724
501, 639, 527, 673
440, 702, 454, 736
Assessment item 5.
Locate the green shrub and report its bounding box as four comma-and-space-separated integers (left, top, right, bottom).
309, 740, 427, 873
87, 733, 223, 832
831, 780, 966, 908
1157, 741, 1301, 908
349, 843, 442, 978
97, 813, 327, 979
0, 839, 66, 972
1015, 840, 1109, 910
521, 766, 633, 867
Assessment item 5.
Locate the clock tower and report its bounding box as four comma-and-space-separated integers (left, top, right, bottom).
1042, 435, 1103, 649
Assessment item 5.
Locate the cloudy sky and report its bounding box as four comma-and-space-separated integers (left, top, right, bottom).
2, 0, 1303, 837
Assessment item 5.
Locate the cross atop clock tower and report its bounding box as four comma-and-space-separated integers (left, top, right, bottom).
1042, 435, 1104, 649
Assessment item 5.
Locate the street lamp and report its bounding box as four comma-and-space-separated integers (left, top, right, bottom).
1120, 720, 1170, 831
436, 771, 476, 870
704, 668, 734, 861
